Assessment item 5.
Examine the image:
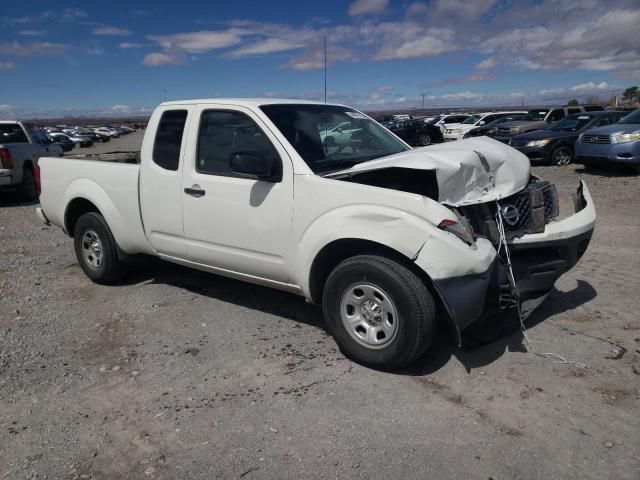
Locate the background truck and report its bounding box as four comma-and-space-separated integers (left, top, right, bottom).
0, 121, 63, 200
35, 99, 596, 369
492, 105, 604, 143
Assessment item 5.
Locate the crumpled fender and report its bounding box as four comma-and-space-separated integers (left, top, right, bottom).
294, 204, 435, 297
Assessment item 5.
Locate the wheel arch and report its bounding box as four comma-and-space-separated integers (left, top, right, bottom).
308, 238, 457, 343
64, 197, 101, 237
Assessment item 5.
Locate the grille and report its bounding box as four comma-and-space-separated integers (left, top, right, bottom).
499, 180, 559, 236
580, 134, 611, 144
497, 127, 513, 136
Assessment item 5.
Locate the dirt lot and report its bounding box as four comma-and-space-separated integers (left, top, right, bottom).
1, 131, 639, 479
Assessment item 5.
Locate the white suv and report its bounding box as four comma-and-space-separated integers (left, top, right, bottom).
444, 111, 527, 141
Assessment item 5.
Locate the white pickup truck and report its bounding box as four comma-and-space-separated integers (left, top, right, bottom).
36, 99, 596, 369
0, 121, 63, 199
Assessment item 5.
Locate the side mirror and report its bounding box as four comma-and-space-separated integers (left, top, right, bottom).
229, 152, 277, 181
479, 121, 486, 126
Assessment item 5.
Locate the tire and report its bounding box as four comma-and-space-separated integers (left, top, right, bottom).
418, 133, 432, 146
322, 254, 436, 369
18, 167, 37, 201
73, 212, 127, 284
551, 146, 573, 166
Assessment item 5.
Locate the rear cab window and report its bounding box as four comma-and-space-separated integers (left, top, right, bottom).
0, 123, 29, 143
152, 110, 188, 171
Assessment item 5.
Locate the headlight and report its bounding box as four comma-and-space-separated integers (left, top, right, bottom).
510, 127, 519, 134
526, 139, 551, 147
438, 219, 475, 245
614, 132, 640, 144
578, 133, 584, 141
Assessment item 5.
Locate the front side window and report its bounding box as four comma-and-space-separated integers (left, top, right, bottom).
524, 109, 549, 121
462, 115, 481, 125
619, 109, 640, 124
197, 110, 279, 176
551, 115, 592, 131
547, 109, 565, 122
153, 110, 187, 171
260, 104, 408, 175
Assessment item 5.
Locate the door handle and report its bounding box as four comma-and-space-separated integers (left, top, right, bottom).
184, 185, 206, 197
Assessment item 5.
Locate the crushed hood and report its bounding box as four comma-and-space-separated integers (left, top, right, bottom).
326, 136, 531, 206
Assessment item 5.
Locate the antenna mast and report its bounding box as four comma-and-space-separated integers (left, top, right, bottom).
323, 36, 327, 104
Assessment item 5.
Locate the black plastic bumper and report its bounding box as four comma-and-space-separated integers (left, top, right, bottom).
432, 227, 594, 345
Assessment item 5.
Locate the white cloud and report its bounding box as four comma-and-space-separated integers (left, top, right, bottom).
148, 30, 243, 54
0, 61, 16, 70
18, 30, 45, 36
476, 57, 497, 70
375, 28, 456, 60
109, 104, 131, 113
119, 42, 143, 49
225, 38, 304, 58
349, 0, 389, 16
93, 26, 131, 36
0, 41, 67, 56
143, 52, 184, 66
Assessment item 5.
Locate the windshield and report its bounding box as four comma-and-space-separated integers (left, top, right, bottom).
523, 109, 549, 121
427, 115, 442, 125
619, 109, 640, 124
551, 115, 593, 131
462, 114, 482, 125
260, 104, 409, 174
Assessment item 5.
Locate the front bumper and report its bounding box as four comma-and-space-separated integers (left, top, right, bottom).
443, 132, 463, 141
431, 181, 596, 344
511, 144, 554, 163
575, 141, 640, 166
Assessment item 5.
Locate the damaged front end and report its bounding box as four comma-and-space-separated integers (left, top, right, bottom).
432, 179, 595, 345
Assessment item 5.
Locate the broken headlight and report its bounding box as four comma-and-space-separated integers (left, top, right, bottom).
438, 218, 475, 245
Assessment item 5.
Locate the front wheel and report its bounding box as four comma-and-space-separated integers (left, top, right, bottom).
418, 133, 432, 146
73, 212, 127, 284
551, 146, 573, 166
322, 254, 436, 369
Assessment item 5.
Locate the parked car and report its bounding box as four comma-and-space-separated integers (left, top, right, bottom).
94, 127, 120, 138
575, 108, 640, 170
463, 115, 526, 138
73, 128, 109, 143
319, 121, 364, 149
65, 133, 93, 148
48, 133, 74, 152
427, 114, 471, 134
443, 111, 527, 141
492, 105, 604, 143
509, 111, 628, 166
36, 99, 595, 369
0, 121, 63, 199
386, 119, 443, 146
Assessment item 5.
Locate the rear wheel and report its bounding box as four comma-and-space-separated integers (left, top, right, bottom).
551, 146, 573, 166
322, 254, 436, 369
418, 133, 432, 146
73, 212, 127, 284
18, 167, 37, 201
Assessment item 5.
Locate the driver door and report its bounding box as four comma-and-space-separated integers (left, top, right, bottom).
180, 104, 294, 283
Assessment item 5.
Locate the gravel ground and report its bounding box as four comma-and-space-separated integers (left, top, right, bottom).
1, 132, 639, 479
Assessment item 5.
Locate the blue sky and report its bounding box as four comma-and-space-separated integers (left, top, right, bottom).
0, 0, 638, 118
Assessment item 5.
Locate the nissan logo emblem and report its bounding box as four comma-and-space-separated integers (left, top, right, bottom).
501, 204, 520, 226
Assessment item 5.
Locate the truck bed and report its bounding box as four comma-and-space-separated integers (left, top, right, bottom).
37, 155, 154, 255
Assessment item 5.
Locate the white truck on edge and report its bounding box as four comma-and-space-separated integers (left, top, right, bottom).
35, 99, 596, 369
